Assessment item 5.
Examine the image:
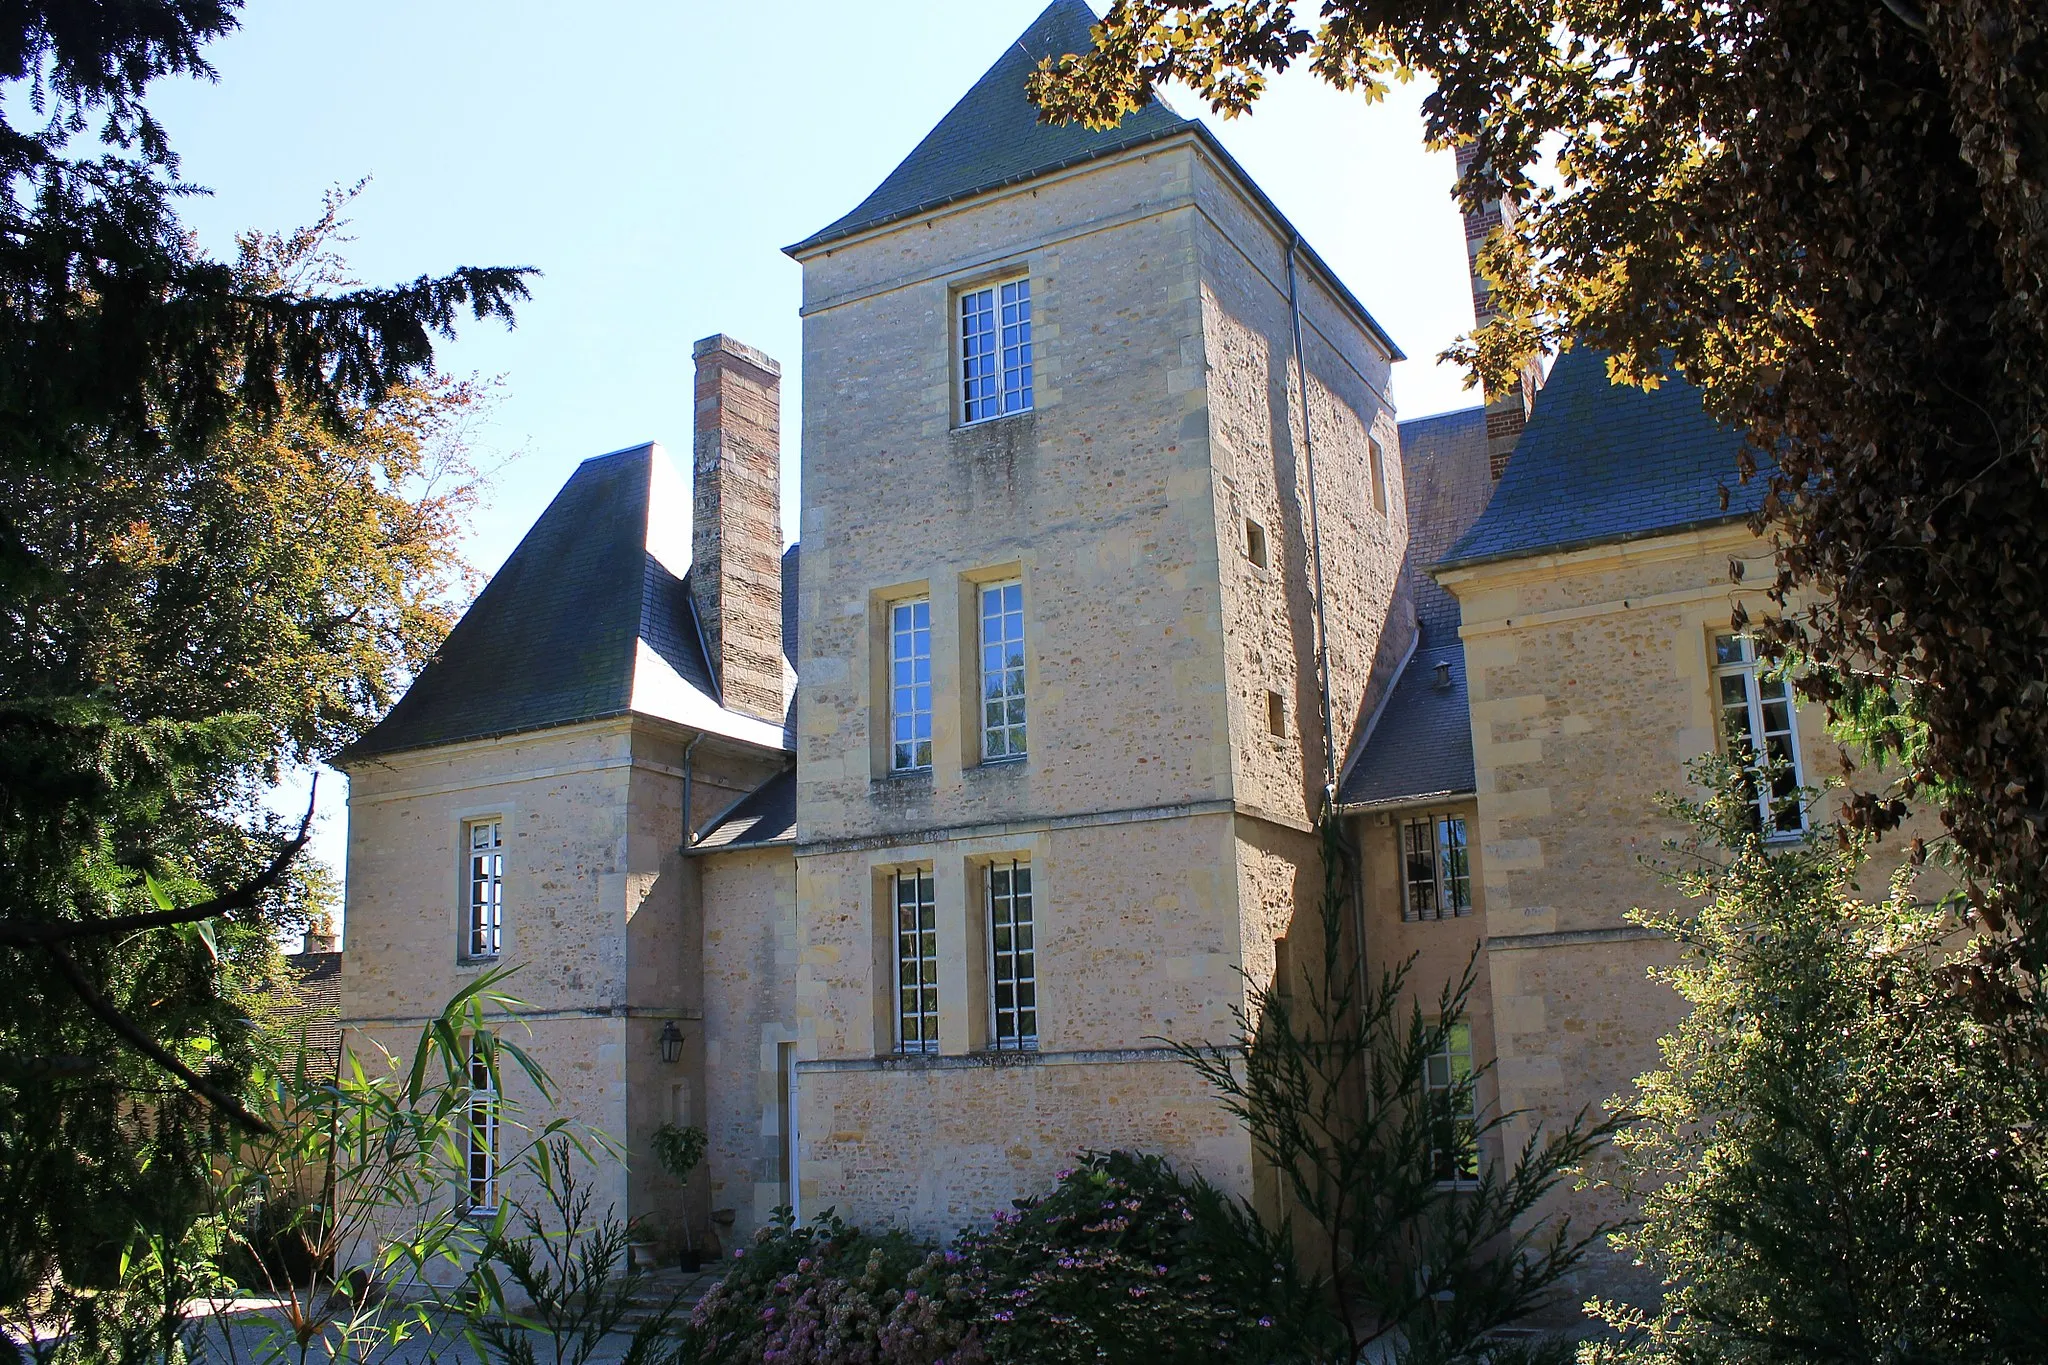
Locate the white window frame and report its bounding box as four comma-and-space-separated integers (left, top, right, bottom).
1714, 633, 1808, 837
986, 860, 1037, 1051
959, 278, 1033, 424
1424, 1020, 1479, 1188
888, 599, 933, 773
1401, 813, 1472, 921
464, 818, 504, 959
979, 580, 1027, 762
466, 1038, 500, 1212
893, 869, 939, 1054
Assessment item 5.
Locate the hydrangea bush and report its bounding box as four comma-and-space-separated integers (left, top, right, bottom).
679, 1152, 1321, 1365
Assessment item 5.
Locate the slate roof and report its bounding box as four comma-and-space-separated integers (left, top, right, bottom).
278, 950, 342, 1077
785, 0, 1401, 359
693, 767, 796, 851
1438, 347, 1765, 569
339, 444, 787, 764
1338, 628, 1475, 809
1395, 405, 1489, 639
788, 0, 1192, 255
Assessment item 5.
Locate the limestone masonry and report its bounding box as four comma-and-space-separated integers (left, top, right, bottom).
334, 0, 1872, 1299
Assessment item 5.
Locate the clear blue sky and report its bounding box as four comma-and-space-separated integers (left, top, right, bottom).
148, 1, 1483, 910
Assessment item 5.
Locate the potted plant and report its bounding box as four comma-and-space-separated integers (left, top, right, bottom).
651, 1122, 709, 1272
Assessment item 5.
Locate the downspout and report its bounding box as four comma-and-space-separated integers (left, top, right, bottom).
1286, 237, 1339, 807
680, 733, 706, 850
1288, 238, 1371, 1000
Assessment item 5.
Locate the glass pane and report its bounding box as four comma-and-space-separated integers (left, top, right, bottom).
1714, 634, 1746, 665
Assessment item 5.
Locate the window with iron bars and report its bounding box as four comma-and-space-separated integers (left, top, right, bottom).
1402, 814, 1472, 921
894, 869, 939, 1054
986, 860, 1036, 1050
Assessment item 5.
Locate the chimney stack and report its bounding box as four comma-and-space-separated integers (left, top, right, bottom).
1455, 145, 1543, 481
690, 334, 785, 724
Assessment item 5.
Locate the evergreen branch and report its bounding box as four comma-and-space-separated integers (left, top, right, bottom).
43, 942, 270, 1133
0, 776, 314, 945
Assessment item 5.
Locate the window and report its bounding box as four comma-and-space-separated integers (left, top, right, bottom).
1244, 518, 1268, 569
1368, 436, 1389, 515
466, 1038, 499, 1211
889, 599, 933, 773
893, 869, 939, 1054
1266, 691, 1287, 737
1714, 634, 1807, 836
987, 860, 1037, 1050
1402, 814, 1472, 921
960, 279, 1033, 423
1424, 1021, 1478, 1185
465, 819, 503, 958
979, 581, 1027, 761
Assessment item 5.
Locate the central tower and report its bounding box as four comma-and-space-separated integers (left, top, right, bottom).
781, 0, 1409, 1233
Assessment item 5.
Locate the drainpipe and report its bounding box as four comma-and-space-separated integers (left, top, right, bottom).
1286, 237, 1339, 808
680, 733, 706, 850
1288, 238, 1371, 999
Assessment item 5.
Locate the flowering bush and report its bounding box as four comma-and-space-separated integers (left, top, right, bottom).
956, 1150, 1324, 1364
680, 1154, 1319, 1364
681, 1208, 984, 1365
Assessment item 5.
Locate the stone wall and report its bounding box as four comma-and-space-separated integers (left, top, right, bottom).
339, 717, 781, 1245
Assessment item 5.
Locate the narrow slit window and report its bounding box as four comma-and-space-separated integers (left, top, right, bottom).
1368, 436, 1389, 515
465, 819, 503, 958
961, 279, 1033, 423
889, 599, 933, 772
1403, 814, 1472, 921
980, 581, 1027, 761
1424, 1021, 1478, 1185
987, 861, 1037, 1051
466, 1037, 499, 1211
1714, 634, 1807, 836
894, 869, 939, 1054
1266, 691, 1287, 738
1245, 518, 1268, 568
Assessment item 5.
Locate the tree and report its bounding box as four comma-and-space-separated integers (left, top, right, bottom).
1172, 816, 1612, 1363
1028, 0, 2048, 947
1584, 757, 2048, 1361
0, 0, 526, 1323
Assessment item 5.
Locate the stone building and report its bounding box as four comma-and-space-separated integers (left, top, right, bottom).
335, 0, 1840, 1295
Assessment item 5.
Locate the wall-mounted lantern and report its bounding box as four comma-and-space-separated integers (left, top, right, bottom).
658, 1020, 685, 1065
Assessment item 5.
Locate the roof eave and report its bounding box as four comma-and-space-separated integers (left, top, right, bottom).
1336, 787, 1478, 815
1433, 509, 1756, 577
783, 124, 1405, 363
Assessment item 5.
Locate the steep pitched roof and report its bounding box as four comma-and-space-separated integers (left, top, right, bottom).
339, 444, 787, 764
1338, 630, 1475, 810
781, 2, 1403, 359
787, 0, 1193, 255
1438, 347, 1765, 570
692, 767, 796, 852
1396, 405, 1489, 638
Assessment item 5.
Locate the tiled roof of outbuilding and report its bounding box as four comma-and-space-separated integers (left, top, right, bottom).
787, 0, 1193, 255
338, 444, 787, 764
693, 767, 796, 851
279, 951, 342, 1076
1338, 629, 1475, 810
1438, 347, 1765, 569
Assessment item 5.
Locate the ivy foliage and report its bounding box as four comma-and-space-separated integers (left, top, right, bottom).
1587, 757, 2048, 1360
1029, 0, 2048, 941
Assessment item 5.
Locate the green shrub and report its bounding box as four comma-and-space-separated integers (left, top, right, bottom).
958, 1150, 1322, 1364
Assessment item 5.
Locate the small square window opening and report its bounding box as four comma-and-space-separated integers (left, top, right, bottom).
1244, 518, 1268, 568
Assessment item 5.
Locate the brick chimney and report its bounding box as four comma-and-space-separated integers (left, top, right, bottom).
690, 334, 785, 724
1455, 144, 1544, 481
